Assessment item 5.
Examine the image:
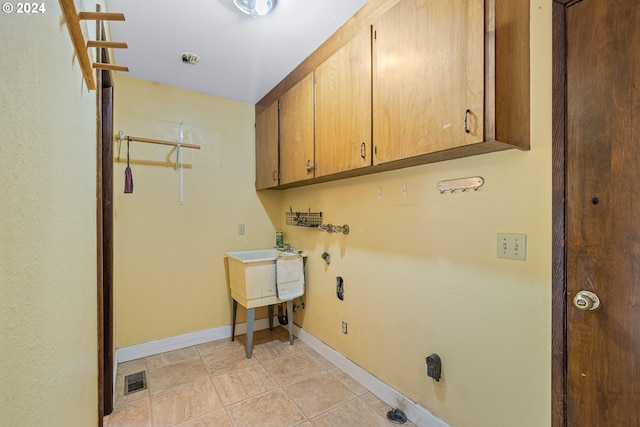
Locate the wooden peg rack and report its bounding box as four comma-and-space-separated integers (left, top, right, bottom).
60, 0, 129, 90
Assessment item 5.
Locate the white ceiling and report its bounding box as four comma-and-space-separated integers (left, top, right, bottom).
105, 0, 368, 104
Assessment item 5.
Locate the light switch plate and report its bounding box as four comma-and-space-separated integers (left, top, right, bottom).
497, 233, 526, 260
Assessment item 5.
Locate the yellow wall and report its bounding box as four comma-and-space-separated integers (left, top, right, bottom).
113, 76, 281, 347
0, 4, 99, 426
280, 1, 552, 426
112, 1, 550, 425
0, 0, 550, 425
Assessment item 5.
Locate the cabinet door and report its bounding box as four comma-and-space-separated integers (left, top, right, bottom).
279, 73, 315, 185
255, 101, 279, 190
315, 26, 372, 177
373, 0, 484, 164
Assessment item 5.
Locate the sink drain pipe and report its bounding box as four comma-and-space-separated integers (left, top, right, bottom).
277, 303, 288, 325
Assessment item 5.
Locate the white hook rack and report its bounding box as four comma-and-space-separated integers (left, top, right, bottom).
437, 176, 484, 194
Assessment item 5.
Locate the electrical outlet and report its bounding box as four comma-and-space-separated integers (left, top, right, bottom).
237, 224, 245, 235
497, 233, 526, 260
342, 321, 348, 334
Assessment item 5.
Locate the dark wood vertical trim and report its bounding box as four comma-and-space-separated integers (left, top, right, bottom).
551, 2, 567, 427
95, 8, 104, 424
96, 88, 104, 427
101, 83, 114, 416
96, 11, 114, 419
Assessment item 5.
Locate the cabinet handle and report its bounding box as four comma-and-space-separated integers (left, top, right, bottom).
464, 109, 471, 134
272, 171, 278, 181
360, 142, 366, 159
306, 160, 316, 172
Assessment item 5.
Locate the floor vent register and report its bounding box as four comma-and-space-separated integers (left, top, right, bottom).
124, 371, 147, 395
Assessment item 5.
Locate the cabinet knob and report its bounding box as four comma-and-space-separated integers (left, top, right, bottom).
272, 171, 278, 181
360, 142, 366, 159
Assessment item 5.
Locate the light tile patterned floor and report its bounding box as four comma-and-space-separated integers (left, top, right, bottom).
104, 327, 414, 427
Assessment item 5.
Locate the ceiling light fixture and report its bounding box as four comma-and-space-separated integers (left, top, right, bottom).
233, 0, 276, 17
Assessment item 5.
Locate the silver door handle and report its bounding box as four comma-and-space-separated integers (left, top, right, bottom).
573, 291, 600, 311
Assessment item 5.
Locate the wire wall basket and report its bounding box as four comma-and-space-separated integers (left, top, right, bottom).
286, 210, 323, 227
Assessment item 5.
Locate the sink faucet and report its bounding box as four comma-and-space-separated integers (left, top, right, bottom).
276, 243, 292, 252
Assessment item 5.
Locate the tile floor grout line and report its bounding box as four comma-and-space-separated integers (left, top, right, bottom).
107, 330, 410, 426
230, 337, 313, 424
280, 385, 311, 426
306, 394, 361, 422
144, 355, 156, 427
287, 370, 358, 422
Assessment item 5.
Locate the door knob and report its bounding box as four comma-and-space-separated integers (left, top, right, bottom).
573, 290, 600, 311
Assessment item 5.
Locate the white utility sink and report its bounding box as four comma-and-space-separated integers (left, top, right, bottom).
226, 249, 286, 264
225, 249, 306, 308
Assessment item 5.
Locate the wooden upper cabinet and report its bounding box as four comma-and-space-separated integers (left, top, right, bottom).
255, 101, 279, 190
254, 0, 529, 189
315, 26, 372, 177
373, 0, 485, 164
279, 73, 315, 185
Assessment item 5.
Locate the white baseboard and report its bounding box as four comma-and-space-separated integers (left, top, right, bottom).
114, 320, 449, 426
296, 327, 450, 427
116, 317, 275, 363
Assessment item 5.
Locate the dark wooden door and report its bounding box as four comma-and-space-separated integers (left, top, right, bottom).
566, 0, 640, 425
